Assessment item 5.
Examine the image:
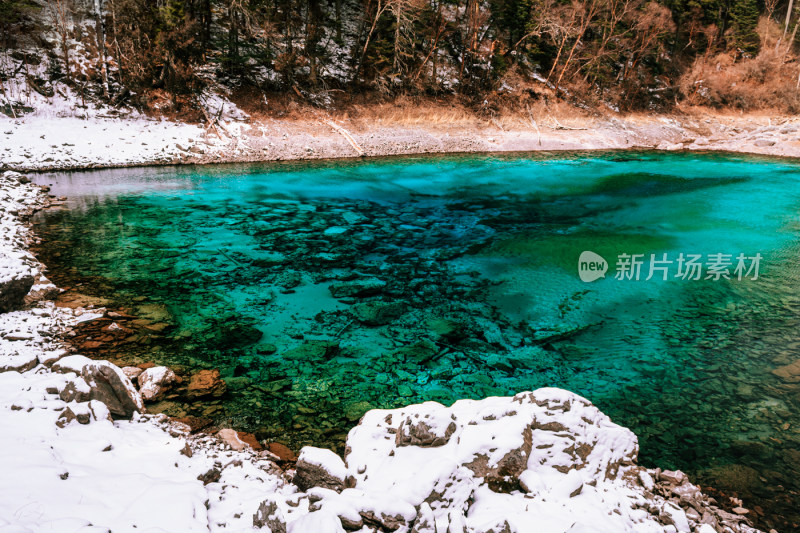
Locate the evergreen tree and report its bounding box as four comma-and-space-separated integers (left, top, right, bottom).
731, 0, 760, 54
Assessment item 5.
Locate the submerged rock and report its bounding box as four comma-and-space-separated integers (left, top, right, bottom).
328, 278, 386, 298
771, 360, 800, 383
186, 369, 227, 400
351, 301, 405, 326
282, 340, 339, 361
186, 368, 228, 400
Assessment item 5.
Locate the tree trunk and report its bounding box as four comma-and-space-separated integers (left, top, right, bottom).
335, 0, 342, 42
355, 0, 386, 83
394, 2, 401, 71
786, 0, 795, 39
229, 6, 239, 69
94, 0, 110, 98
306, 0, 321, 85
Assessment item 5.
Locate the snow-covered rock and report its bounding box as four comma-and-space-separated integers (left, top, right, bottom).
0, 171, 51, 313
294, 446, 348, 492
80, 359, 144, 416
0, 364, 297, 532
53, 355, 144, 416
138, 365, 178, 402
296, 389, 762, 533
0, 250, 35, 313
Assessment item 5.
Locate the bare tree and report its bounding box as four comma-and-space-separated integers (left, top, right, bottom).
543, 0, 600, 90
390, 0, 423, 75
47, 0, 74, 83
93, 0, 110, 97
354, 0, 391, 81
785, 0, 795, 40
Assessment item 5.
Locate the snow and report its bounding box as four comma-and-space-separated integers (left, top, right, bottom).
0, 365, 296, 532
0, 172, 45, 303
0, 335, 765, 533
0, 49, 256, 172
1, 115, 210, 171
53, 354, 95, 373
297, 446, 348, 480
137, 365, 177, 401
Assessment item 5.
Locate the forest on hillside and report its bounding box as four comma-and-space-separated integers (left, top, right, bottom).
2, 0, 800, 116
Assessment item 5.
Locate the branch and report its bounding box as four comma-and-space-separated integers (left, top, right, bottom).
324, 120, 365, 156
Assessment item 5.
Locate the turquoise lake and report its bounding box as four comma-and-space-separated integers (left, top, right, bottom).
31, 152, 800, 530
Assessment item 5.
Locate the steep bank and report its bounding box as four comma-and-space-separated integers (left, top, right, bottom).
2, 111, 799, 172
0, 170, 768, 532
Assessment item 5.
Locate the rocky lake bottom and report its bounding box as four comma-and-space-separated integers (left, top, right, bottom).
29, 152, 800, 532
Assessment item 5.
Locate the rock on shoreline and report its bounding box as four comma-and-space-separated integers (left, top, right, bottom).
0, 170, 766, 532
275, 390, 761, 533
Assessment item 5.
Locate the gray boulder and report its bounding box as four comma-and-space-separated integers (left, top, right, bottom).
54, 355, 144, 417
0, 272, 34, 313
294, 447, 348, 492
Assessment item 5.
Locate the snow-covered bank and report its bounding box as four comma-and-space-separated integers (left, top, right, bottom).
0, 170, 58, 316
0, 172, 766, 532
3, 112, 800, 173
1, 115, 216, 170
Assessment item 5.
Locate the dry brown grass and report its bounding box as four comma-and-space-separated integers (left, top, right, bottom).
335, 94, 595, 132
678, 17, 800, 113
344, 96, 483, 127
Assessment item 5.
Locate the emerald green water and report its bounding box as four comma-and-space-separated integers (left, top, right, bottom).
32, 152, 800, 529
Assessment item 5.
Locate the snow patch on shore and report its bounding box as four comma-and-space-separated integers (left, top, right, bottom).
1, 115, 214, 171
0, 348, 297, 532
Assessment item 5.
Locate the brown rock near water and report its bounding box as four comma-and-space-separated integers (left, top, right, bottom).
238, 431, 262, 450
173, 415, 213, 433
217, 428, 248, 451
217, 429, 262, 451
265, 442, 297, 463
122, 366, 143, 381
54, 291, 111, 309
186, 369, 227, 399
